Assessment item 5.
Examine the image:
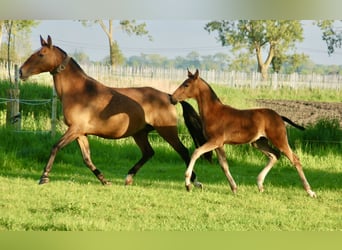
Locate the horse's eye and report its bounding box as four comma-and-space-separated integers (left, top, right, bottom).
38, 53, 44, 58
184, 83, 189, 88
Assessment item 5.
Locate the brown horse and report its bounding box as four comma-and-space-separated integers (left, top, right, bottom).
171, 69, 316, 198
19, 36, 207, 187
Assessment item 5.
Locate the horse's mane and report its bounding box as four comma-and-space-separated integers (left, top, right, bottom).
54, 46, 88, 76
200, 77, 221, 102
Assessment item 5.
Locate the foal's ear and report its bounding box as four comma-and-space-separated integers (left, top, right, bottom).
187, 68, 193, 78
194, 69, 199, 79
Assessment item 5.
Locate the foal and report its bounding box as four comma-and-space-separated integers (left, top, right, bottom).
171, 69, 316, 198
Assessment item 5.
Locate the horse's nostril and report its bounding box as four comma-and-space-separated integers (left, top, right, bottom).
18, 68, 25, 79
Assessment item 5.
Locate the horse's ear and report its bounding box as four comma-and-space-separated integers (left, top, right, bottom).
40, 35, 46, 46
47, 35, 53, 48
187, 68, 193, 78
194, 69, 199, 79
40, 35, 53, 48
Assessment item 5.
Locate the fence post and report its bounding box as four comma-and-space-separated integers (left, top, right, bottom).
51, 87, 57, 138
6, 64, 21, 130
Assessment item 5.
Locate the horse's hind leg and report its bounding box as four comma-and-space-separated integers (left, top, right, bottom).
125, 130, 154, 185
251, 137, 281, 193
77, 135, 111, 185
275, 142, 316, 198
155, 126, 201, 187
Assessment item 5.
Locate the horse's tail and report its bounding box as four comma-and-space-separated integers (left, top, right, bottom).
180, 101, 212, 162
281, 116, 305, 130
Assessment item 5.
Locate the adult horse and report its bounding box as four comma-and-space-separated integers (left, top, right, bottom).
19, 36, 207, 187
171, 69, 316, 198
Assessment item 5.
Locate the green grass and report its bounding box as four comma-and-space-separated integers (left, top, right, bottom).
0, 81, 341, 231
0, 125, 341, 231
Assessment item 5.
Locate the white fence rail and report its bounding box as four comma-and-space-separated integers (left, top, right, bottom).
1, 62, 341, 90
1, 62, 341, 136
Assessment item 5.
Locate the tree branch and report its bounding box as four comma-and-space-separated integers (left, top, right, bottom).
97, 20, 112, 39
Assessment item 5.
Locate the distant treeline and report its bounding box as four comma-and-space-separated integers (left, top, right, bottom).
70, 51, 342, 76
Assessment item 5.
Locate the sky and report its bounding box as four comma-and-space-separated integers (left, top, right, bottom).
29, 20, 342, 65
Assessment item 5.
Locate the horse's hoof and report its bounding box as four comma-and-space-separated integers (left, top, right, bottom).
257, 184, 264, 193
125, 175, 134, 186
102, 180, 112, 186
39, 177, 49, 185
307, 190, 317, 198
194, 181, 203, 190
185, 184, 191, 192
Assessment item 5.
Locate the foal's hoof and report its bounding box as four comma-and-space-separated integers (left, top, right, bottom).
307, 190, 317, 198
257, 183, 264, 193
193, 181, 203, 190
39, 177, 49, 185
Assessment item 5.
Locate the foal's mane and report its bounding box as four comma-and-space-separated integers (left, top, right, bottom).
199, 77, 221, 102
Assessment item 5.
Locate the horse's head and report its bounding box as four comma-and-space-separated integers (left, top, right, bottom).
19, 35, 64, 80
171, 69, 200, 103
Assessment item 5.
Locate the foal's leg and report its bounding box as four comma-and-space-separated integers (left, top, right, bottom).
215, 146, 237, 193
155, 126, 201, 187
275, 141, 316, 198
185, 141, 218, 191
125, 130, 154, 185
77, 135, 111, 185
39, 127, 79, 184
251, 137, 280, 193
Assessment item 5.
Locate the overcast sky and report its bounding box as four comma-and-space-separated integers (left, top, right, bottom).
30, 20, 342, 65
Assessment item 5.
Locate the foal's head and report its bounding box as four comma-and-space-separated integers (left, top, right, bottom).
171, 69, 201, 103
19, 35, 65, 80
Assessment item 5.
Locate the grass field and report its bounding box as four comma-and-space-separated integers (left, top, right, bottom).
0, 81, 341, 231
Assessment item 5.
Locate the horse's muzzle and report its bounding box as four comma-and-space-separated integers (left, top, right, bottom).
169, 95, 178, 105
18, 67, 28, 81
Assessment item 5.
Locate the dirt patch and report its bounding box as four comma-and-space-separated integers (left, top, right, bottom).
255, 99, 342, 127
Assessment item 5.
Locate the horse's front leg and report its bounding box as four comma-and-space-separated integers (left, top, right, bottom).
39, 128, 78, 184
185, 142, 218, 191
215, 146, 237, 193
77, 135, 111, 185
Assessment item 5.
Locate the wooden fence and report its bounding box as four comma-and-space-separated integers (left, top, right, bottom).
81, 65, 342, 90
0, 63, 341, 139
1, 62, 341, 91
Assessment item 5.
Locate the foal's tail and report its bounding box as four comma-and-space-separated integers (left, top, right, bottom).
180, 101, 212, 162
282, 116, 305, 130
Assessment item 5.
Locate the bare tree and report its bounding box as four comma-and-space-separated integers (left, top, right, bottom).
81, 20, 152, 66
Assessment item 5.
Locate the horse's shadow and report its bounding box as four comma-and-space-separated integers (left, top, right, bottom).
199, 158, 341, 192
1, 130, 341, 192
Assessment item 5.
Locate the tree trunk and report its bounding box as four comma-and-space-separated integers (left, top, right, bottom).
97, 20, 115, 66
109, 40, 115, 66
7, 21, 13, 83
259, 64, 268, 80
255, 43, 275, 80
0, 22, 3, 49
255, 46, 268, 80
